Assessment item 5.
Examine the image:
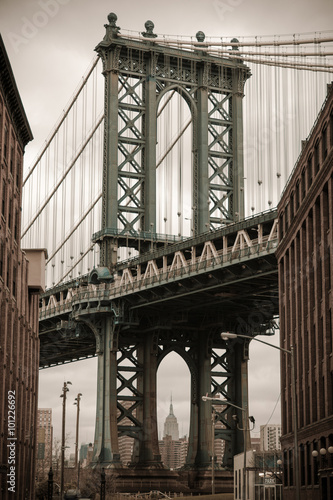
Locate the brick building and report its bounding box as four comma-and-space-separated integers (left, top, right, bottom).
0, 35, 46, 499
277, 82, 333, 500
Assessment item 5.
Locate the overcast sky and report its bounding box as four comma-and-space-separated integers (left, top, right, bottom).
1, 0, 332, 456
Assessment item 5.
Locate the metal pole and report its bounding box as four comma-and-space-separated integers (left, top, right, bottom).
74, 393, 82, 482
212, 409, 215, 495
291, 346, 300, 500
47, 467, 53, 500
77, 461, 80, 491
60, 384, 66, 500
243, 424, 246, 500
202, 395, 254, 499
60, 381, 71, 500
100, 467, 106, 500
50, 426, 53, 471
221, 333, 300, 500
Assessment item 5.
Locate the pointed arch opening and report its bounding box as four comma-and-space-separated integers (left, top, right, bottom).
157, 351, 191, 469
156, 87, 195, 238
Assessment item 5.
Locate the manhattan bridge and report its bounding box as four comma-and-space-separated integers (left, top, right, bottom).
21, 13, 333, 492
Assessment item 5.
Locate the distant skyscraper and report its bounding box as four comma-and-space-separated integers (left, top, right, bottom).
213, 405, 226, 465
37, 409, 53, 469
117, 400, 134, 465
159, 398, 188, 469
159, 435, 188, 470
260, 424, 281, 451
163, 397, 179, 441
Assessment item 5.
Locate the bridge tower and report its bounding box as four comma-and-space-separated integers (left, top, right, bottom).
90, 12, 251, 480
93, 13, 250, 268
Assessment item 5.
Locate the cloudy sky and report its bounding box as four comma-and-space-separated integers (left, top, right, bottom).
1, 0, 332, 456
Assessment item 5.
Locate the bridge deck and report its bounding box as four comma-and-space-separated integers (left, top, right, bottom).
39, 210, 279, 367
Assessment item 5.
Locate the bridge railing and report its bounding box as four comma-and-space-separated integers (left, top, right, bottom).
39, 233, 278, 319
116, 208, 278, 270
113, 236, 278, 292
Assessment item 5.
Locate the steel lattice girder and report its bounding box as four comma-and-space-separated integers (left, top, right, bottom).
95, 33, 251, 253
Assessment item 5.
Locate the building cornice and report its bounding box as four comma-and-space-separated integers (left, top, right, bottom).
0, 34, 33, 147
279, 82, 333, 205
276, 151, 333, 260
281, 415, 333, 448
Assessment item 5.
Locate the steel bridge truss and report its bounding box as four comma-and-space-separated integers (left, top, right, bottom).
39, 210, 279, 470
95, 17, 250, 268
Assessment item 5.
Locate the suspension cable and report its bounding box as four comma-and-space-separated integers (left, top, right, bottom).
23, 56, 99, 186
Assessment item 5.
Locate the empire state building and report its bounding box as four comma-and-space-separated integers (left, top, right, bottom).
163, 397, 179, 440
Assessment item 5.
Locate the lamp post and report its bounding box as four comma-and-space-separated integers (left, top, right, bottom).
73, 393, 82, 489
202, 394, 255, 499
221, 332, 300, 500
277, 458, 283, 486
232, 412, 255, 500
212, 409, 216, 494
60, 381, 71, 499
312, 446, 333, 488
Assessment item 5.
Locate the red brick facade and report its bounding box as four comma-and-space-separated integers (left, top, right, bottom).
0, 35, 43, 499
277, 83, 333, 500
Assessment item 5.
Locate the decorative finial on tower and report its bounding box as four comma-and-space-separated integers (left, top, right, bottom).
107, 12, 118, 25
104, 12, 120, 41
196, 31, 205, 43
230, 38, 240, 51
142, 20, 157, 38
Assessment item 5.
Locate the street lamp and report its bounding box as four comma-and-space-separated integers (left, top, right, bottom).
60, 381, 72, 499
221, 332, 300, 500
202, 394, 255, 499
312, 446, 333, 481
73, 393, 82, 489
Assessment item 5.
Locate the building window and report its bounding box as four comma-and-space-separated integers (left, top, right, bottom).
6, 256, 10, 287
8, 197, 12, 230
289, 449, 294, 486
306, 443, 312, 485
1, 179, 5, 218
301, 169, 306, 198
16, 159, 20, 187
318, 257, 323, 300
14, 210, 18, 241
300, 444, 305, 486
0, 241, 3, 278
313, 442, 319, 485
290, 192, 294, 219
12, 266, 16, 297
4, 124, 8, 160
307, 155, 313, 188
279, 214, 284, 239
328, 246, 331, 292
314, 139, 320, 174
285, 203, 289, 231
295, 180, 300, 209
329, 308, 332, 356
322, 126, 328, 160
283, 450, 288, 486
